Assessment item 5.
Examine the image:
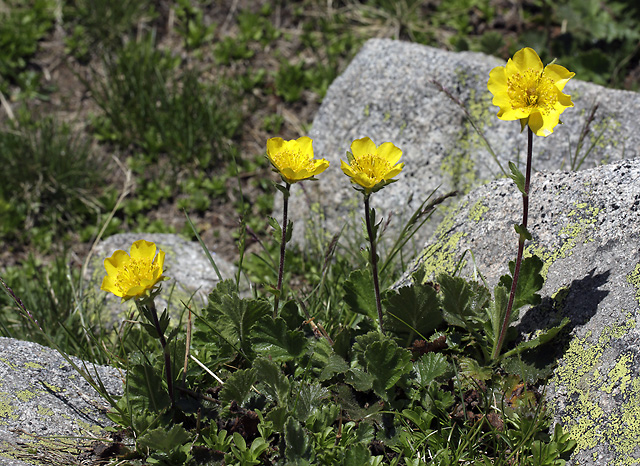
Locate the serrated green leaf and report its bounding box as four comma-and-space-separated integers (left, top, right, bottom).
413, 352, 449, 386
198, 280, 271, 357
253, 316, 308, 362
126, 359, 171, 413
291, 382, 329, 422
499, 254, 544, 312
344, 443, 371, 465
352, 331, 384, 366
219, 367, 257, 405
508, 161, 526, 194
137, 424, 191, 453
254, 358, 290, 406
345, 367, 374, 392
383, 279, 442, 345
458, 356, 493, 382
309, 338, 349, 381
285, 417, 311, 461
364, 339, 413, 400
503, 317, 570, 360
514, 223, 532, 241
343, 269, 378, 321
438, 273, 490, 329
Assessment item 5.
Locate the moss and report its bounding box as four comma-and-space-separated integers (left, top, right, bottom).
552, 315, 640, 464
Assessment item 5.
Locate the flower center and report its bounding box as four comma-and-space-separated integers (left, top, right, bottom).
507, 68, 557, 114
272, 149, 314, 172
351, 153, 393, 182
115, 257, 155, 293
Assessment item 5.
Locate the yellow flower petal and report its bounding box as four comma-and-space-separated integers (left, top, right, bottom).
350, 137, 377, 158
544, 64, 575, 91
487, 47, 574, 137
130, 240, 156, 261
510, 47, 543, 74
377, 142, 403, 165
341, 137, 403, 194
101, 240, 167, 301
266, 136, 329, 183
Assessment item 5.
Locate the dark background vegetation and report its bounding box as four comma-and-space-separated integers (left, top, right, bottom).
1, 0, 639, 344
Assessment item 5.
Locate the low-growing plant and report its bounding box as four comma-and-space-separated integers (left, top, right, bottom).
88, 34, 242, 170
0, 0, 55, 98
79, 48, 579, 464
0, 112, 106, 249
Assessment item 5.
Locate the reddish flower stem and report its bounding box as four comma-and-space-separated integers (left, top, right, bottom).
274, 182, 291, 317
364, 195, 385, 335
492, 126, 533, 360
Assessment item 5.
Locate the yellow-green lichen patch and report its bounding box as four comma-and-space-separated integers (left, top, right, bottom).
625, 263, 640, 306
419, 201, 468, 278
40, 381, 63, 393
528, 201, 601, 279
468, 199, 488, 223
0, 393, 18, 423
36, 405, 54, 417
15, 390, 38, 402
552, 317, 640, 464
24, 362, 44, 370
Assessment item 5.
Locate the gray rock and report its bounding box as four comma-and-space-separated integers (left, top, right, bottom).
0, 337, 121, 465
403, 157, 640, 464
289, 38, 640, 253
84, 233, 236, 328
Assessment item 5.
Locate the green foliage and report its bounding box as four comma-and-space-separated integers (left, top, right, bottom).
89, 35, 242, 170
0, 0, 55, 97
383, 270, 443, 345
63, 0, 154, 61
0, 114, 105, 249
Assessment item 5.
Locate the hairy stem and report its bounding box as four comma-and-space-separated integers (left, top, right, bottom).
274, 182, 291, 317
493, 127, 533, 359
364, 195, 385, 335
143, 299, 174, 406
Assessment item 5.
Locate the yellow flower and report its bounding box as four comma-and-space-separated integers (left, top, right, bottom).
266, 136, 329, 184
101, 240, 168, 301
341, 137, 404, 194
488, 47, 575, 137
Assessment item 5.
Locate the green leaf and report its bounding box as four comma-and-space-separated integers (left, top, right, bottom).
285, 417, 311, 461
485, 284, 509, 349
503, 317, 570, 360
499, 254, 545, 312
344, 269, 378, 321
309, 338, 349, 381
345, 367, 374, 392
291, 382, 329, 422
508, 161, 526, 194
413, 352, 449, 387
219, 367, 257, 405
352, 331, 384, 366
364, 338, 413, 400
344, 443, 371, 465
126, 356, 171, 413
137, 424, 191, 453
199, 280, 272, 357
254, 357, 290, 406
438, 273, 490, 329
384, 278, 442, 345
253, 316, 308, 362
514, 223, 532, 241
